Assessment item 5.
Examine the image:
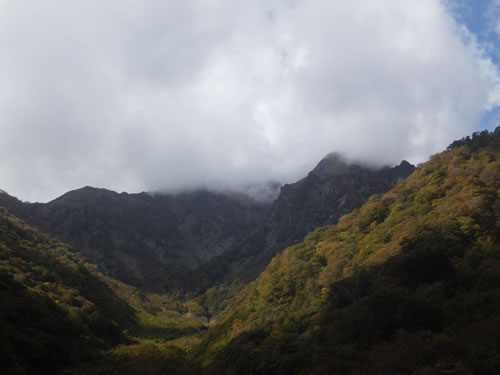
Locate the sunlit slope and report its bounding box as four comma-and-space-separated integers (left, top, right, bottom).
202, 129, 500, 375
0, 205, 208, 375
0, 206, 136, 374
196, 157, 414, 313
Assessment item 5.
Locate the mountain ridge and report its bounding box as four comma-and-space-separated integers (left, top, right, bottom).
195, 156, 415, 294
0, 154, 414, 295
0, 129, 499, 374
0, 187, 270, 290
199, 128, 500, 375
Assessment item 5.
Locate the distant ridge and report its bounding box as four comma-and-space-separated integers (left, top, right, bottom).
0, 187, 269, 291
201, 128, 500, 375
0, 154, 414, 294
196, 155, 415, 293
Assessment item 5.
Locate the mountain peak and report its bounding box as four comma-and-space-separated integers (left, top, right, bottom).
52, 186, 119, 202
395, 159, 415, 174
311, 152, 362, 180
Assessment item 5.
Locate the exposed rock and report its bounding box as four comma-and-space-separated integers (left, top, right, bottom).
0, 187, 269, 291
198, 155, 415, 287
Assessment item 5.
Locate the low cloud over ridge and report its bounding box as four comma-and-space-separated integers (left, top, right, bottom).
0, 0, 499, 202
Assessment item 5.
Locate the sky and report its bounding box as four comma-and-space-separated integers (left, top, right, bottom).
0, 0, 499, 203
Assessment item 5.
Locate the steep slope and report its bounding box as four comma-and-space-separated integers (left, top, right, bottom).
201, 129, 500, 374
0, 206, 135, 374
198, 156, 414, 291
0, 188, 269, 290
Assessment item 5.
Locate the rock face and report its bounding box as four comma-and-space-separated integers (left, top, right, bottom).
272, 154, 415, 244
0, 187, 269, 290
202, 129, 500, 375
0, 153, 414, 292
199, 155, 415, 286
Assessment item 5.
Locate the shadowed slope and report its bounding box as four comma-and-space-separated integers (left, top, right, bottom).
201, 129, 500, 375
0, 188, 269, 291
0, 206, 135, 374
196, 156, 414, 297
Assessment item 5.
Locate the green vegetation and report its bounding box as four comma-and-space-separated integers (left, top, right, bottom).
200, 129, 500, 374
0, 207, 206, 374
0, 207, 135, 374
0, 188, 269, 292
1, 128, 499, 374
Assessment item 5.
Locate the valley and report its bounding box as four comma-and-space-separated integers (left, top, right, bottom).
1, 128, 499, 374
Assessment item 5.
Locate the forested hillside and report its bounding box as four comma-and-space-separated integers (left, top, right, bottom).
0, 188, 269, 291
194, 156, 414, 312
0, 207, 206, 375
0, 154, 413, 302
0, 207, 134, 374
200, 129, 500, 374
1, 129, 499, 374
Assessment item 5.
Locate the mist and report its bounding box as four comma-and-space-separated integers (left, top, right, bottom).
0, 0, 499, 202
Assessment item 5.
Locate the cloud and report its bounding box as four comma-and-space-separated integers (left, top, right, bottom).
0, 0, 499, 202
488, 0, 500, 36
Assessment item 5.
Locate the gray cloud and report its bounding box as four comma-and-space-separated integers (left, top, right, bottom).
0, 0, 499, 202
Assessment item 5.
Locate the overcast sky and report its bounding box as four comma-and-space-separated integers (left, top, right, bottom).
1, 0, 499, 202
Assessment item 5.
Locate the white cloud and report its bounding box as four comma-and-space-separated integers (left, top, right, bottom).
488, 0, 500, 37
0, 0, 498, 202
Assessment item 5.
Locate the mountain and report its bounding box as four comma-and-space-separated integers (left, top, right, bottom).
197, 155, 415, 293
0, 201, 214, 375
0, 205, 135, 374
1, 129, 498, 374
0, 155, 413, 296
0, 188, 269, 291
200, 129, 500, 374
